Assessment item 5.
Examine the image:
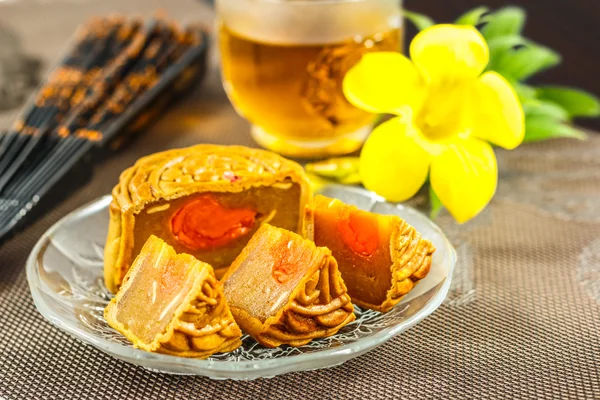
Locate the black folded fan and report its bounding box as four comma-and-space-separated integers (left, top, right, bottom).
0, 16, 208, 244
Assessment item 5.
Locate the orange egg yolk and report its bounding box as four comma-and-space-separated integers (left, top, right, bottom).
338, 209, 379, 257
171, 195, 257, 250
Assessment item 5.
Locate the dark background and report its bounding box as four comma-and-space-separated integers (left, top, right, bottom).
406, 0, 600, 130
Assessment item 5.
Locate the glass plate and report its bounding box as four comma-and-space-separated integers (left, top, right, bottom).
26, 185, 456, 380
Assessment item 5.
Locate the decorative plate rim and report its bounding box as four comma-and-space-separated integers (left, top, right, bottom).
27, 189, 456, 373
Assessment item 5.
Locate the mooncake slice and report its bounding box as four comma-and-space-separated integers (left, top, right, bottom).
104, 235, 242, 358
306, 195, 435, 312
104, 144, 311, 293
222, 224, 355, 347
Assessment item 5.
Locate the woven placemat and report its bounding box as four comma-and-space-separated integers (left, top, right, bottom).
1, 1, 599, 399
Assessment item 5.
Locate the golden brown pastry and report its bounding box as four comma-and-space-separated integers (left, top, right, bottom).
306, 195, 435, 312
104, 235, 242, 358
104, 144, 311, 293
222, 224, 355, 347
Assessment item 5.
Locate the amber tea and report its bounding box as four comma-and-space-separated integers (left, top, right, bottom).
217, 0, 403, 157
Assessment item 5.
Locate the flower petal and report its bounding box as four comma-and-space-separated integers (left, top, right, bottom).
410, 24, 489, 83
343, 52, 425, 115
469, 71, 525, 149
360, 117, 430, 202
414, 82, 471, 142
430, 139, 497, 223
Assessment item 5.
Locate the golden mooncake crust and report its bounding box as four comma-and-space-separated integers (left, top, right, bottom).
104, 237, 242, 358
249, 256, 355, 347
156, 273, 242, 358
104, 144, 311, 293
378, 218, 434, 312
223, 224, 355, 348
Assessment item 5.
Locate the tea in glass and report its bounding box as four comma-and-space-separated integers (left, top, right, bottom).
217, 0, 403, 157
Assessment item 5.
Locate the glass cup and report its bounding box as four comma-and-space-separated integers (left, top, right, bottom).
216, 0, 403, 158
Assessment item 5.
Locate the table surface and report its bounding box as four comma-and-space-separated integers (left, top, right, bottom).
1, 1, 599, 399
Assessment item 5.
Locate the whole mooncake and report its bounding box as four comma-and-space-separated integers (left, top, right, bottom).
306, 195, 435, 312
104, 235, 242, 358
104, 144, 311, 293
222, 224, 355, 347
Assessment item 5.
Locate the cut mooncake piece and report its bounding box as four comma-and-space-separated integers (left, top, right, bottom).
104, 235, 242, 358
306, 195, 435, 312
104, 144, 311, 293
222, 224, 355, 347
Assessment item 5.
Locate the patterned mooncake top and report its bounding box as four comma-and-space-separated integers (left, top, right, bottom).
111, 145, 308, 213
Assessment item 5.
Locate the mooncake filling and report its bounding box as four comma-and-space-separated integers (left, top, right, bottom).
312, 197, 393, 306
132, 184, 302, 272
223, 226, 320, 322
113, 238, 203, 344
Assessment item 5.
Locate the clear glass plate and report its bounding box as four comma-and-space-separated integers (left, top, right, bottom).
26, 185, 456, 380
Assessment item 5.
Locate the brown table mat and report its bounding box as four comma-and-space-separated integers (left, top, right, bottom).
1, 1, 599, 399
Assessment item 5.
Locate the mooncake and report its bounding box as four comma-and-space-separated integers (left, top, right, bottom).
222, 224, 355, 347
104, 235, 242, 358
104, 144, 311, 293
306, 195, 435, 312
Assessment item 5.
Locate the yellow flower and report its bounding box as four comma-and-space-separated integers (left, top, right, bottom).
343, 24, 524, 223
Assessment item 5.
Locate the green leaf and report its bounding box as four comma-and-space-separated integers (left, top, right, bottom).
481, 7, 526, 40
404, 10, 435, 31
486, 35, 527, 69
455, 7, 489, 25
304, 157, 360, 180
514, 83, 538, 103
305, 172, 332, 193
429, 185, 443, 220
524, 115, 587, 142
523, 100, 569, 121
536, 86, 600, 118
493, 43, 561, 81
339, 172, 362, 185
488, 35, 527, 54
